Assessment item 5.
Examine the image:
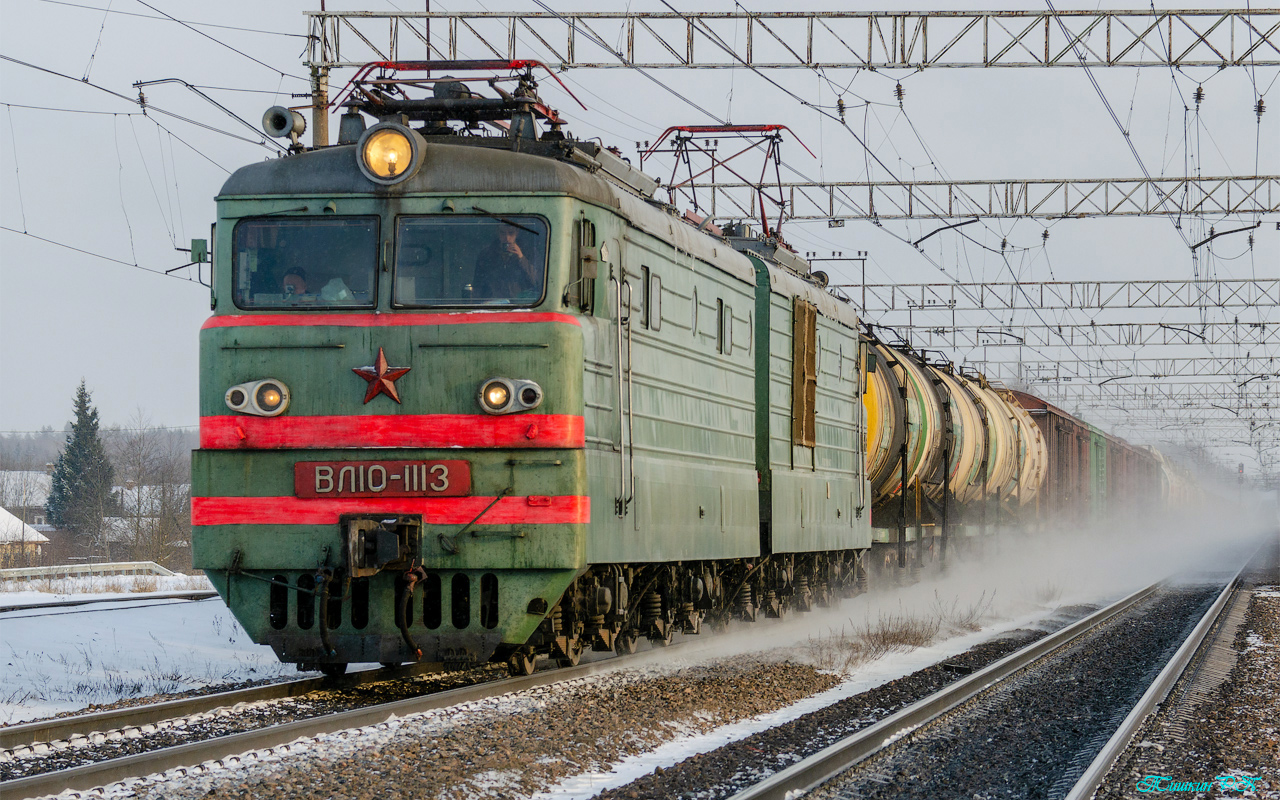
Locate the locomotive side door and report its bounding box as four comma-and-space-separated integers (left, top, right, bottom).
575, 218, 631, 533
608, 241, 637, 519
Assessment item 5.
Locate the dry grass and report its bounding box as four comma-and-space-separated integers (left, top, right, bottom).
132, 575, 159, 593
806, 591, 998, 674
1032, 581, 1063, 605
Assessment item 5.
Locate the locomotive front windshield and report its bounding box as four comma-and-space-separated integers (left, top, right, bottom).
232, 217, 379, 309
394, 215, 548, 307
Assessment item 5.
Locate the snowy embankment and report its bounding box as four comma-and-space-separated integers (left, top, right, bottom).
1, 574, 298, 725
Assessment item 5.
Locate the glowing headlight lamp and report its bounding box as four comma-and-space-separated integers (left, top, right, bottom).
356, 122, 426, 185
479, 378, 543, 415
226, 379, 291, 417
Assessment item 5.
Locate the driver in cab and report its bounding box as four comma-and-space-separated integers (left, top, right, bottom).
473, 224, 540, 301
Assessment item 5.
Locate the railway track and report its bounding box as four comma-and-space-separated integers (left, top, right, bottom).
0, 641, 688, 799
5, 544, 1266, 799
725, 562, 1255, 800
0, 661, 443, 753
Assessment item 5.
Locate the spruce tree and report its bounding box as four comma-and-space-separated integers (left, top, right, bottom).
47, 381, 117, 557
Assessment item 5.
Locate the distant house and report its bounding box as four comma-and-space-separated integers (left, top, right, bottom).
0, 505, 48, 567
0, 470, 191, 569
0, 470, 52, 527
112, 482, 193, 570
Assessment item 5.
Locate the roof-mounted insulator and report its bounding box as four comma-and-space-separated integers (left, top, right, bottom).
1193, 85, 1204, 106
894, 82, 905, 106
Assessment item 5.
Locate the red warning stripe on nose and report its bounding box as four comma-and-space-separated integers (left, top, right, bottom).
202, 311, 582, 329
200, 414, 584, 450
191, 494, 590, 526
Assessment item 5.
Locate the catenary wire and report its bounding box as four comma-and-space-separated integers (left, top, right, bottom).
37, 0, 307, 38
0, 225, 205, 283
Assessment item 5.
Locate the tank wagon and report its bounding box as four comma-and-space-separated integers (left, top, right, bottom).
859, 338, 1048, 570
191, 61, 1168, 675
854, 350, 1169, 570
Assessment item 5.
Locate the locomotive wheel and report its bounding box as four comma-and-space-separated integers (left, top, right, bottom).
649, 623, 676, 647
319, 663, 348, 678
556, 639, 584, 667
507, 651, 536, 677
614, 630, 639, 656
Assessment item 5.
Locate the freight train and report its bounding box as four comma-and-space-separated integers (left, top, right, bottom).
191, 61, 1180, 676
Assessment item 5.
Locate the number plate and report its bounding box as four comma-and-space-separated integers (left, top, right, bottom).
294, 460, 470, 498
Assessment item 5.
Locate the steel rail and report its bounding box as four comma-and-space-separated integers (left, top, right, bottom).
0, 591, 218, 613
0, 661, 443, 752
727, 581, 1161, 800
1, 647, 682, 798
1064, 544, 1262, 800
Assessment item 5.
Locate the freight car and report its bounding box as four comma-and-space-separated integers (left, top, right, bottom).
191, 61, 1167, 676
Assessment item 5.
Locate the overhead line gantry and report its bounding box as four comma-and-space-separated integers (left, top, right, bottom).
698, 176, 1279, 221
860, 278, 1279, 312
306, 10, 1280, 70
876, 321, 1278, 348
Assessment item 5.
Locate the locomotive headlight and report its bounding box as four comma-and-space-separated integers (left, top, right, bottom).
357, 123, 425, 185
478, 378, 543, 414
225, 387, 249, 412
226, 379, 291, 416
480, 378, 514, 414
363, 130, 410, 177
256, 382, 285, 413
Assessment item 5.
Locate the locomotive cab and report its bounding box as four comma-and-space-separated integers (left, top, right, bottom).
192, 131, 604, 671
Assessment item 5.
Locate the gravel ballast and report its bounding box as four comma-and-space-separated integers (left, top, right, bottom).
1, 667, 508, 780
591, 627, 1056, 800
122, 659, 841, 800
1096, 537, 1280, 800
802, 586, 1220, 800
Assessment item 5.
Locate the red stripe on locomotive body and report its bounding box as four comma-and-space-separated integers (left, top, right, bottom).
200, 414, 585, 450
201, 312, 582, 330
191, 495, 589, 526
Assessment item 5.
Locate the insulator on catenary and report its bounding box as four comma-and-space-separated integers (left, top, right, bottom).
1194, 85, 1204, 105
1256, 98, 1266, 119
1042, 230, 1050, 242
894, 82, 905, 105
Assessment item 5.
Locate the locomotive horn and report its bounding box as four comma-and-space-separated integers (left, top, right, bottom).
262, 106, 307, 141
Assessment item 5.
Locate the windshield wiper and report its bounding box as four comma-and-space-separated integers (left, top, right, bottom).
471, 206, 541, 236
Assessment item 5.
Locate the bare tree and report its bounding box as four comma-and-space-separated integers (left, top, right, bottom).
109, 411, 192, 570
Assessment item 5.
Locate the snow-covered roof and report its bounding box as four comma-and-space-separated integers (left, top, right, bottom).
103, 517, 142, 543
0, 470, 51, 508
117, 484, 190, 510
0, 506, 49, 544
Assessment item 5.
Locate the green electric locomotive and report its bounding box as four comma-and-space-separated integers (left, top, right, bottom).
192, 62, 874, 675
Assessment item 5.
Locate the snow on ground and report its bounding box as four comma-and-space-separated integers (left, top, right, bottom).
0, 576, 299, 725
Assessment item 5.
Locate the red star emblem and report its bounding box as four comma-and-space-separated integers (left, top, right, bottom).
352, 347, 411, 404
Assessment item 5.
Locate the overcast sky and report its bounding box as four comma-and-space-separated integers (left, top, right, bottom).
0, 1, 1275, 471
